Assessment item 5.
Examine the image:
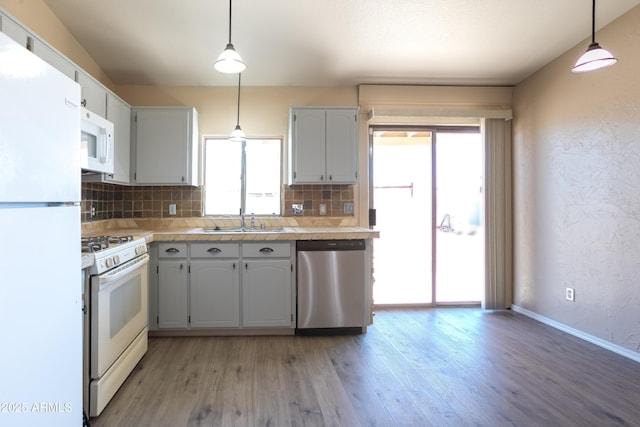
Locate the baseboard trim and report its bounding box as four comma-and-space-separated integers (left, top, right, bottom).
511, 304, 640, 364
149, 328, 295, 337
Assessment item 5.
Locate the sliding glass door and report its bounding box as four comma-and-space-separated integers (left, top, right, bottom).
434, 130, 484, 304
370, 128, 432, 304
370, 126, 483, 306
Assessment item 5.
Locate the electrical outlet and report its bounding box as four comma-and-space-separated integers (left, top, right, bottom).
292, 204, 303, 215
168, 204, 177, 216
319, 203, 327, 216
343, 202, 354, 215
565, 287, 575, 302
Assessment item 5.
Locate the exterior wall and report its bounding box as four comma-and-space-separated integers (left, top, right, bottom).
512, 5, 640, 353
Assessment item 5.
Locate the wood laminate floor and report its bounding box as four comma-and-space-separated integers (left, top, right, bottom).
90, 308, 640, 426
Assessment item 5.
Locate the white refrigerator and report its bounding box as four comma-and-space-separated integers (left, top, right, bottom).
0, 31, 83, 426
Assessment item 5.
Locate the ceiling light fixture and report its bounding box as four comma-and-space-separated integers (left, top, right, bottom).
571, 0, 617, 73
214, 0, 246, 73
229, 73, 246, 142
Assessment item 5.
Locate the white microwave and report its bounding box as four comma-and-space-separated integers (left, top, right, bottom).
80, 107, 114, 174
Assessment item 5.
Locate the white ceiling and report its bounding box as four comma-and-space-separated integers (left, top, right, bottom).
43, 0, 640, 87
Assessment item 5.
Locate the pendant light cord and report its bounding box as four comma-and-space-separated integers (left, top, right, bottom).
236, 73, 241, 126
591, 0, 596, 44
228, 0, 233, 44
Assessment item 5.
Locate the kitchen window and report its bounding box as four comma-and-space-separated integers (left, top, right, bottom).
204, 138, 282, 216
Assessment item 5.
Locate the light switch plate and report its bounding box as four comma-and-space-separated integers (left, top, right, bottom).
292, 204, 303, 215
319, 203, 327, 216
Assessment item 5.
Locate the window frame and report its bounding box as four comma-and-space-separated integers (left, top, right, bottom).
203, 136, 283, 216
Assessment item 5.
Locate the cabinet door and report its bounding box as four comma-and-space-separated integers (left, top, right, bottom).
190, 260, 240, 328
32, 40, 75, 80
0, 13, 30, 48
158, 261, 188, 329
134, 108, 192, 185
290, 108, 326, 183
326, 109, 358, 183
76, 70, 107, 117
242, 260, 292, 327
105, 93, 131, 184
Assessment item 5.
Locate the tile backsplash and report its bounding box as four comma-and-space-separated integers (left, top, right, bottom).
81, 183, 202, 222
285, 184, 354, 216
81, 183, 354, 222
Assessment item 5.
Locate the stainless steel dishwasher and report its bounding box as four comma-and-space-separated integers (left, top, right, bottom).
296, 239, 366, 334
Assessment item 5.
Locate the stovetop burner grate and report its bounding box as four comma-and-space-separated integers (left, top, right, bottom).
81, 235, 135, 253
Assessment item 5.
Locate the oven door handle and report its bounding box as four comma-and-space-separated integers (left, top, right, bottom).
97, 254, 149, 288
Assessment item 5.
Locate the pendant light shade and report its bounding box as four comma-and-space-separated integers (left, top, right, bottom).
229, 73, 246, 142
215, 43, 245, 74
229, 124, 246, 142
215, 0, 246, 74
572, 0, 617, 73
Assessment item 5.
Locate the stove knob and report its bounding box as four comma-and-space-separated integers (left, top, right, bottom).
114, 255, 120, 264
105, 257, 113, 268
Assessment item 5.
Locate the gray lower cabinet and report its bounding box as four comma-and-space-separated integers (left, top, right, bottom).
157, 243, 188, 329
242, 260, 293, 327
242, 243, 293, 328
154, 241, 293, 331
190, 243, 240, 328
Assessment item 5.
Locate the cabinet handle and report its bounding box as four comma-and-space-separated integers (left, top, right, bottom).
329, 175, 333, 181
81, 99, 87, 107
233, 262, 236, 270
165, 247, 180, 254
320, 174, 324, 181
259, 247, 274, 254
207, 247, 222, 253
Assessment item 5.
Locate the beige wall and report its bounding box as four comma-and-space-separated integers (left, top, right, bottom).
512, 5, 640, 353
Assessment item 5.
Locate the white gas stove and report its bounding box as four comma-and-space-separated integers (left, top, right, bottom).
82, 234, 149, 417
82, 235, 147, 275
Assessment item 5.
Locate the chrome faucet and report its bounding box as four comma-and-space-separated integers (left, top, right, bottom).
240, 208, 245, 230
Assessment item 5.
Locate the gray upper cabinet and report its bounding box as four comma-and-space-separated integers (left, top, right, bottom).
288, 107, 358, 184
132, 107, 200, 186
84, 93, 131, 184
31, 38, 75, 80
105, 93, 131, 184
0, 11, 30, 48
76, 70, 107, 117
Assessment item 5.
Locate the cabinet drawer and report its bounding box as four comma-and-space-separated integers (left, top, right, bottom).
191, 242, 240, 258
242, 242, 291, 258
158, 243, 187, 258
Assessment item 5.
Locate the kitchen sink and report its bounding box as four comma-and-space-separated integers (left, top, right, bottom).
202, 227, 285, 233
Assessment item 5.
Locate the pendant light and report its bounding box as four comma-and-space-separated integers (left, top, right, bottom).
571, 0, 617, 73
214, 0, 246, 73
229, 73, 246, 142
